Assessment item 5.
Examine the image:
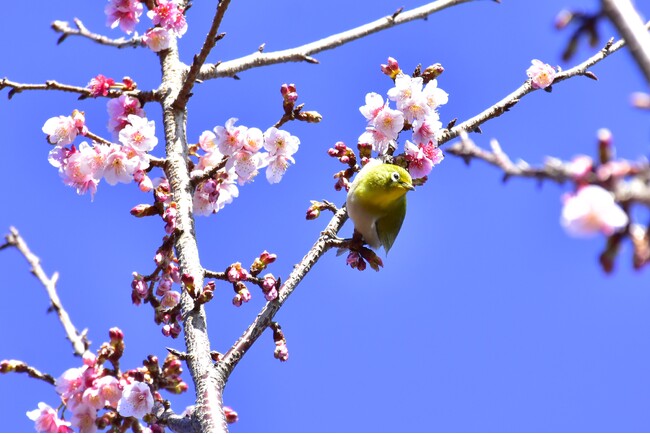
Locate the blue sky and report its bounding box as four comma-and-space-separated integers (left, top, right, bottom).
2, 0, 650, 432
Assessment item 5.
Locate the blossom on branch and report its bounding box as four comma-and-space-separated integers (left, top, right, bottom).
105, 0, 143, 34
116, 381, 154, 419
561, 185, 629, 237
26, 402, 73, 433
143, 27, 174, 52
527, 59, 556, 89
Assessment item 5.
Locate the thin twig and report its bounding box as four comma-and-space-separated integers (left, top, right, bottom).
197, 0, 475, 80
216, 207, 348, 379
438, 23, 650, 146
0, 360, 56, 385
51, 19, 144, 49
0, 78, 156, 102
174, 0, 231, 109
4, 227, 89, 356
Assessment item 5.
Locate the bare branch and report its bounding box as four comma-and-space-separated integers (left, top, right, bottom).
602, 0, 650, 84
198, 0, 475, 80
3, 227, 89, 356
0, 360, 56, 385
174, 0, 232, 109
51, 19, 144, 49
437, 22, 650, 146
217, 207, 348, 380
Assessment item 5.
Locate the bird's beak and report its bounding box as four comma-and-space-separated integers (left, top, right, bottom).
401, 181, 415, 191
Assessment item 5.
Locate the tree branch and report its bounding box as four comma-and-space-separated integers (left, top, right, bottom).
174, 0, 231, 109
0, 359, 56, 386
2, 227, 89, 357
157, 38, 227, 432
51, 18, 145, 49
438, 24, 650, 146
197, 0, 475, 80
216, 207, 348, 380
601, 0, 650, 84
446, 133, 650, 206
0, 78, 156, 102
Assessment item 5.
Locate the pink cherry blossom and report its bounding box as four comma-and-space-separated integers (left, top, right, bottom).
196, 150, 224, 171
241, 127, 264, 153
42, 115, 80, 146
387, 73, 432, 122
105, 0, 143, 34
118, 115, 158, 154
55, 367, 86, 402
107, 94, 146, 135
228, 149, 267, 185
87, 74, 115, 97
358, 127, 391, 155
161, 290, 181, 309
263, 127, 300, 184
192, 167, 239, 215
58, 143, 101, 198
527, 59, 556, 89
117, 381, 154, 419
359, 92, 385, 122
265, 154, 296, 184
26, 403, 73, 433
404, 140, 444, 179
422, 78, 449, 110
147, 0, 188, 37
214, 118, 246, 157
103, 144, 140, 185
561, 185, 629, 237
404, 140, 434, 179
69, 402, 98, 432
198, 130, 217, 152
143, 27, 173, 52
411, 113, 442, 146
372, 104, 404, 141
94, 375, 122, 408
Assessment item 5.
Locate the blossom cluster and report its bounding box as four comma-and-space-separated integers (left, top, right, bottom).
23, 328, 189, 432
192, 118, 300, 216
44, 95, 157, 199
105, 0, 188, 52
357, 58, 446, 180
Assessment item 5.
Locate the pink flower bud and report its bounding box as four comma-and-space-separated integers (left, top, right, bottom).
224, 406, 239, 424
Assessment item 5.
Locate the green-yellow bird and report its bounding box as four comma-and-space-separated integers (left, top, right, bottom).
346, 159, 415, 254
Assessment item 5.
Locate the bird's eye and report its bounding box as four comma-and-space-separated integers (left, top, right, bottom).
390, 171, 400, 182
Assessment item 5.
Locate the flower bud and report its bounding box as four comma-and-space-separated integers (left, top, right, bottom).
380, 57, 401, 79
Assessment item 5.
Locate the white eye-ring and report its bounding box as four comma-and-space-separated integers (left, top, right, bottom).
391, 171, 400, 182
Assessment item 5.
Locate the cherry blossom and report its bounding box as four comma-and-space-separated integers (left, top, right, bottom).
147, 0, 188, 37
26, 403, 73, 433
404, 140, 444, 179
105, 0, 143, 34
214, 118, 247, 157
561, 185, 629, 237
42, 112, 86, 146
116, 381, 154, 419
143, 27, 173, 52
107, 95, 146, 135
263, 127, 300, 184
118, 115, 158, 154
87, 74, 115, 97
527, 59, 556, 89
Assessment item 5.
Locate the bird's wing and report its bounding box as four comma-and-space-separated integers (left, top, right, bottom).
376, 195, 407, 254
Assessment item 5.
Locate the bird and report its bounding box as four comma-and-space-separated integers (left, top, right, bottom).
346, 159, 414, 254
